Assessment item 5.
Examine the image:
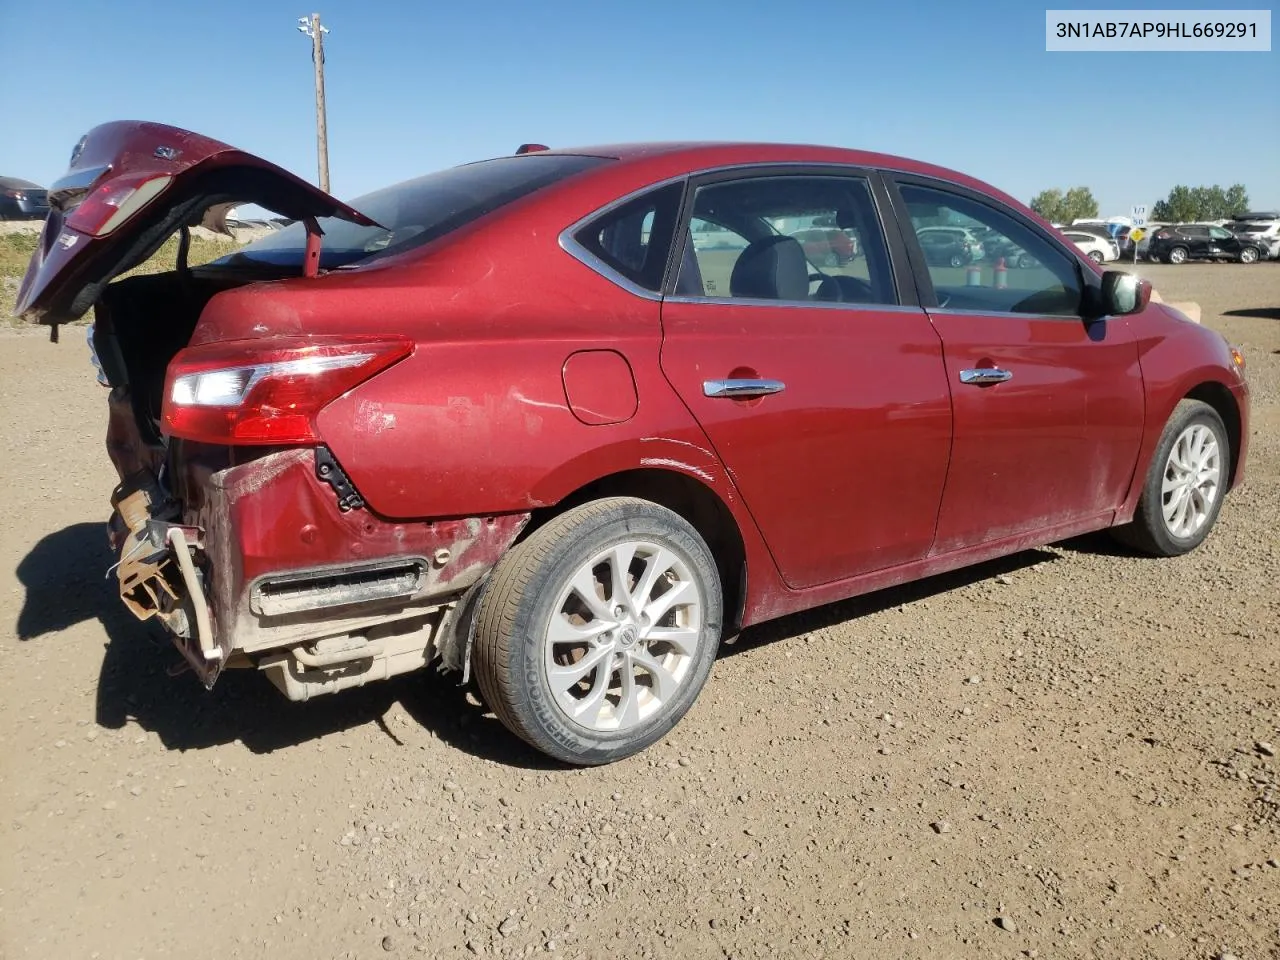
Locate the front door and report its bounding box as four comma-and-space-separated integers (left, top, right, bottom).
890, 179, 1145, 554
658, 171, 953, 590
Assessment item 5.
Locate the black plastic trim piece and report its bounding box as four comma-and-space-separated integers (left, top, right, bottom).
315, 445, 365, 512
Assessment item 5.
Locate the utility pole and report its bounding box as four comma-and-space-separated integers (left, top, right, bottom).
297, 13, 330, 192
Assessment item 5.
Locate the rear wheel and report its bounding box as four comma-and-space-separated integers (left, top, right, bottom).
1112, 400, 1229, 557
473, 498, 723, 766
1168, 246, 1189, 264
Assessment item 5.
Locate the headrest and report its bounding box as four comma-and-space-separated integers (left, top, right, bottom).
730, 235, 808, 301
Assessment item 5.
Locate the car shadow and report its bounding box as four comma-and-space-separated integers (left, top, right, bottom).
15, 525, 1072, 765
13, 522, 558, 769
722, 548, 1057, 655
1223, 308, 1280, 320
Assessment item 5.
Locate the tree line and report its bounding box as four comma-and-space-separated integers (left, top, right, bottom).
1029, 184, 1251, 224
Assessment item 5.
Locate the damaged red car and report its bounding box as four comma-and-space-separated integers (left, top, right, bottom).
16, 121, 1250, 765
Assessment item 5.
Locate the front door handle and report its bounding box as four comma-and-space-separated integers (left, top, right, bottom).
703, 378, 786, 399
959, 368, 1013, 385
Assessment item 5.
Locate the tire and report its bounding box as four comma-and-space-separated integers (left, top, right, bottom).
1168, 246, 1188, 264
472, 497, 723, 766
1239, 246, 1258, 264
1016, 253, 1036, 269
1111, 400, 1229, 557
948, 253, 965, 267
1088, 250, 1105, 264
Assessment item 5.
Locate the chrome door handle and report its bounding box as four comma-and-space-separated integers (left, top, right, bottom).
959, 368, 1013, 385
702, 378, 786, 399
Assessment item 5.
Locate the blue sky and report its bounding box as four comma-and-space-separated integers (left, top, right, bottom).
1, 0, 1275, 215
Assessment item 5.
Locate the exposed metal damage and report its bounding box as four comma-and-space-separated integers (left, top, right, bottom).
105, 446, 530, 699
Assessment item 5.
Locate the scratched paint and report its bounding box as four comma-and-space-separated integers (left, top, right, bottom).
638, 456, 716, 483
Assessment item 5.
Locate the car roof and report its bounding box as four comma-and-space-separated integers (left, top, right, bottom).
0, 176, 44, 189
533, 141, 1006, 194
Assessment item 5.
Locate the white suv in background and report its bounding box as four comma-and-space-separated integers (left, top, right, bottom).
1227, 220, 1280, 260
1063, 230, 1119, 263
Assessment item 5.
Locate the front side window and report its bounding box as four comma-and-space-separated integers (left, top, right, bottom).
1209, 226, 1233, 240
674, 174, 896, 306
898, 182, 1082, 317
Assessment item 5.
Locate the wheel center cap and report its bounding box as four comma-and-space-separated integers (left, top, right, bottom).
618, 625, 639, 649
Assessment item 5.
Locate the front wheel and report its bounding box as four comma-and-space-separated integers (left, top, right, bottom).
1088, 250, 1105, 264
1239, 246, 1259, 264
472, 498, 723, 766
1112, 400, 1229, 557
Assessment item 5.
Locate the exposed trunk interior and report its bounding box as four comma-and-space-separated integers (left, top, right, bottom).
92, 257, 297, 449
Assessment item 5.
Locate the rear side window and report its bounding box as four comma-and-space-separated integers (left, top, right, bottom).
674, 174, 897, 305
572, 183, 684, 292
221, 154, 609, 270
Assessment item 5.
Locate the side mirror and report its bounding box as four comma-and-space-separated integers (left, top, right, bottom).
1100, 270, 1151, 316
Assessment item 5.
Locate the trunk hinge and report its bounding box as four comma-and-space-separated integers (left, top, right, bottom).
303, 215, 324, 278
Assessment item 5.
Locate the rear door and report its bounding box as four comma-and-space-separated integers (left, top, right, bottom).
14, 121, 374, 326
658, 169, 953, 590
888, 177, 1145, 555
1181, 225, 1210, 257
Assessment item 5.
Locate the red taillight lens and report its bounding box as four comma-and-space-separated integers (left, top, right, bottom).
161, 336, 413, 445
4, 188, 24, 200
65, 173, 173, 237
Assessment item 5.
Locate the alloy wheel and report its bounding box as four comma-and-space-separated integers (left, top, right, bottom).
543, 540, 702, 732
1161, 424, 1221, 539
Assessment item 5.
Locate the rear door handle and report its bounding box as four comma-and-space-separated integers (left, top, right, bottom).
959, 368, 1013, 385
702, 378, 786, 399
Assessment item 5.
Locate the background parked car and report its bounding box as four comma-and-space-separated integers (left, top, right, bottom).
792, 227, 856, 266
1226, 219, 1280, 260
916, 226, 984, 265
1149, 223, 1269, 264
1063, 230, 1119, 263
916, 229, 977, 266
0, 176, 50, 220
1134, 223, 1171, 261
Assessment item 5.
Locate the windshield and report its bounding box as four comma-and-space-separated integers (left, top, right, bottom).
217, 154, 608, 270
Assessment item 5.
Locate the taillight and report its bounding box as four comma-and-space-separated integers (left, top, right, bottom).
65, 173, 173, 237
161, 336, 413, 445
3, 188, 24, 200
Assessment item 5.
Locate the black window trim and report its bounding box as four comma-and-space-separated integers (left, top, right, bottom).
883, 172, 1099, 319
659, 163, 918, 310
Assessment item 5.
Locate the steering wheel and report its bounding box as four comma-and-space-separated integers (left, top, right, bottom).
814, 275, 877, 304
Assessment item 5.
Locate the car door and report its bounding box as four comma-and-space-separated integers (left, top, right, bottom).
888, 178, 1145, 555
1180, 225, 1209, 258
1207, 225, 1240, 258
658, 170, 953, 590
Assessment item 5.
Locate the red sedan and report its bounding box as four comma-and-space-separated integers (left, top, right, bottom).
16, 122, 1250, 765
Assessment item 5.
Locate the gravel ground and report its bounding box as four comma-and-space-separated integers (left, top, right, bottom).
1, 262, 1277, 960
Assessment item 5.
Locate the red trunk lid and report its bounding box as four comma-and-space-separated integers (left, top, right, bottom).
14, 120, 376, 326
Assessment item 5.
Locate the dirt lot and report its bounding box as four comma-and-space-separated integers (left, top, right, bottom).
2, 263, 1278, 960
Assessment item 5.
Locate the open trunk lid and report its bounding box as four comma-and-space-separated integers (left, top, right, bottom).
14, 120, 376, 328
